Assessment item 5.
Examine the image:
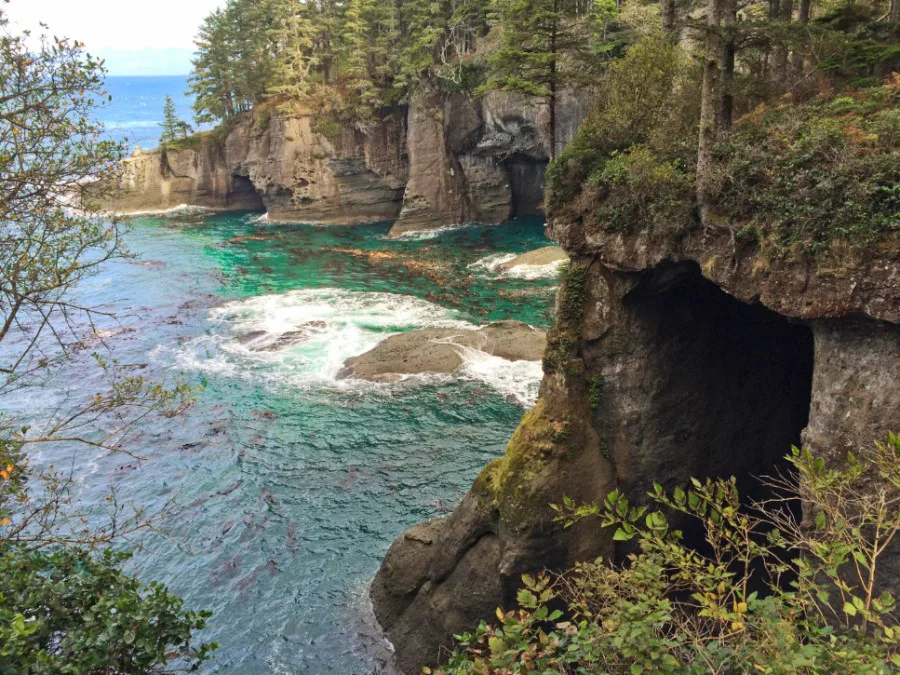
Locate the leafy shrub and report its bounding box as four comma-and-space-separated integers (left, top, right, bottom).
440, 435, 900, 674
545, 33, 698, 214
586, 145, 696, 234
0, 546, 216, 673
713, 78, 900, 253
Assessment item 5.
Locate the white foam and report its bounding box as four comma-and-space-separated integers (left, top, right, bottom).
389, 223, 473, 241
117, 204, 215, 218
156, 288, 544, 405
503, 259, 566, 280
468, 252, 566, 280
157, 289, 473, 388
467, 252, 517, 274
450, 344, 543, 407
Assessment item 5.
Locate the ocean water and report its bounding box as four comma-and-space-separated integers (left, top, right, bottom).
4, 205, 559, 669
99, 75, 200, 151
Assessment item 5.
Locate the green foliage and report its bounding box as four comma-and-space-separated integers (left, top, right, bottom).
266, 0, 320, 99
588, 375, 605, 410
159, 95, 192, 148
187, 0, 631, 129
444, 436, 900, 674
810, 5, 900, 85
588, 145, 696, 234
0, 11, 214, 673
548, 25, 897, 258
713, 78, 899, 253
543, 262, 586, 373
545, 32, 698, 211
188, 0, 490, 126
0, 546, 216, 673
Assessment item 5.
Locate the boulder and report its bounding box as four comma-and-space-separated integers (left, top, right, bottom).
339, 320, 545, 382
500, 246, 567, 270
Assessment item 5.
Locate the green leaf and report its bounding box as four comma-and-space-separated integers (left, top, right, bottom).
517, 589, 538, 609
488, 636, 506, 656
613, 528, 632, 541
843, 601, 857, 617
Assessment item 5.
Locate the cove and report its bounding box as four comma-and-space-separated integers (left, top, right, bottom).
1, 212, 559, 673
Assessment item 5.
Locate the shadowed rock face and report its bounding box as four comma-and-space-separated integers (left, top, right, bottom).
389, 90, 585, 237
371, 204, 898, 671
338, 321, 546, 382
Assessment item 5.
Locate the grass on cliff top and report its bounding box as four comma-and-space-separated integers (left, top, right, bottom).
712, 76, 899, 254
548, 75, 899, 259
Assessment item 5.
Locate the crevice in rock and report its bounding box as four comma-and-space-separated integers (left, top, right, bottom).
505, 155, 547, 217
229, 174, 265, 210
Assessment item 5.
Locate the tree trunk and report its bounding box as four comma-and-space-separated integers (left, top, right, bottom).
662, 0, 677, 34
762, 0, 780, 80
890, 0, 900, 23
719, 0, 736, 130
773, 0, 792, 85
698, 0, 725, 213
548, 3, 559, 161
791, 0, 811, 74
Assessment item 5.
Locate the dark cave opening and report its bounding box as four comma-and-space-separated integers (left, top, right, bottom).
617, 262, 814, 522
506, 155, 547, 218
229, 174, 265, 210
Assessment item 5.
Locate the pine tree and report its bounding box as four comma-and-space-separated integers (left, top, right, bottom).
343, 0, 382, 121
480, 0, 583, 159
188, 8, 236, 123
160, 95, 180, 146
268, 0, 319, 98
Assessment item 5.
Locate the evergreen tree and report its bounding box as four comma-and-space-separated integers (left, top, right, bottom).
343, 0, 383, 121
159, 95, 180, 146
268, 0, 320, 98
481, 0, 584, 159
189, 8, 237, 123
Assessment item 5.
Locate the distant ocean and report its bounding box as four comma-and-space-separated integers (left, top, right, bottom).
98, 75, 202, 151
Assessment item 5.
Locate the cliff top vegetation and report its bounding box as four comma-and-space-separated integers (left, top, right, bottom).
545, 2, 899, 264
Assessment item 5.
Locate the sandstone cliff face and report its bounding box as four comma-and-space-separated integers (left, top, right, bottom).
390, 90, 586, 235
107, 93, 588, 233
110, 112, 408, 223
370, 204, 899, 671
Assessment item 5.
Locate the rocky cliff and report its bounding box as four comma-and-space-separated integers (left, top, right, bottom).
370, 178, 899, 672
106, 92, 587, 235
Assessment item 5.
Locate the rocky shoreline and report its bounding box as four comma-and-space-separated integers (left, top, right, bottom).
105, 92, 588, 237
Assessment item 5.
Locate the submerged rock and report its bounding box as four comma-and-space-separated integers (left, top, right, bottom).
235, 321, 327, 352
338, 320, 545, 382
499, 246, 567, 270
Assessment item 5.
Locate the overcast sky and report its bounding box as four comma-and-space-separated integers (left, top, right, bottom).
6, 0, 225, 75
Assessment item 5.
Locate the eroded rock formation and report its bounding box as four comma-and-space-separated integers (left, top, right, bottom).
105, 92, 587, 234
370, 203, 899, 671
110, 113, 407, 223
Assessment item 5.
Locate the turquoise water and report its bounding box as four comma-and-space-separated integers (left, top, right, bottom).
9, 213, 559, 673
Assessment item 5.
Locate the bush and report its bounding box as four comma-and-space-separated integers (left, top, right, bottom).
440, 435, 900, 674
713, 78, 900, 253
0, 546, 216, 673
587, 145, 696, 234
545, 33, 699, 215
